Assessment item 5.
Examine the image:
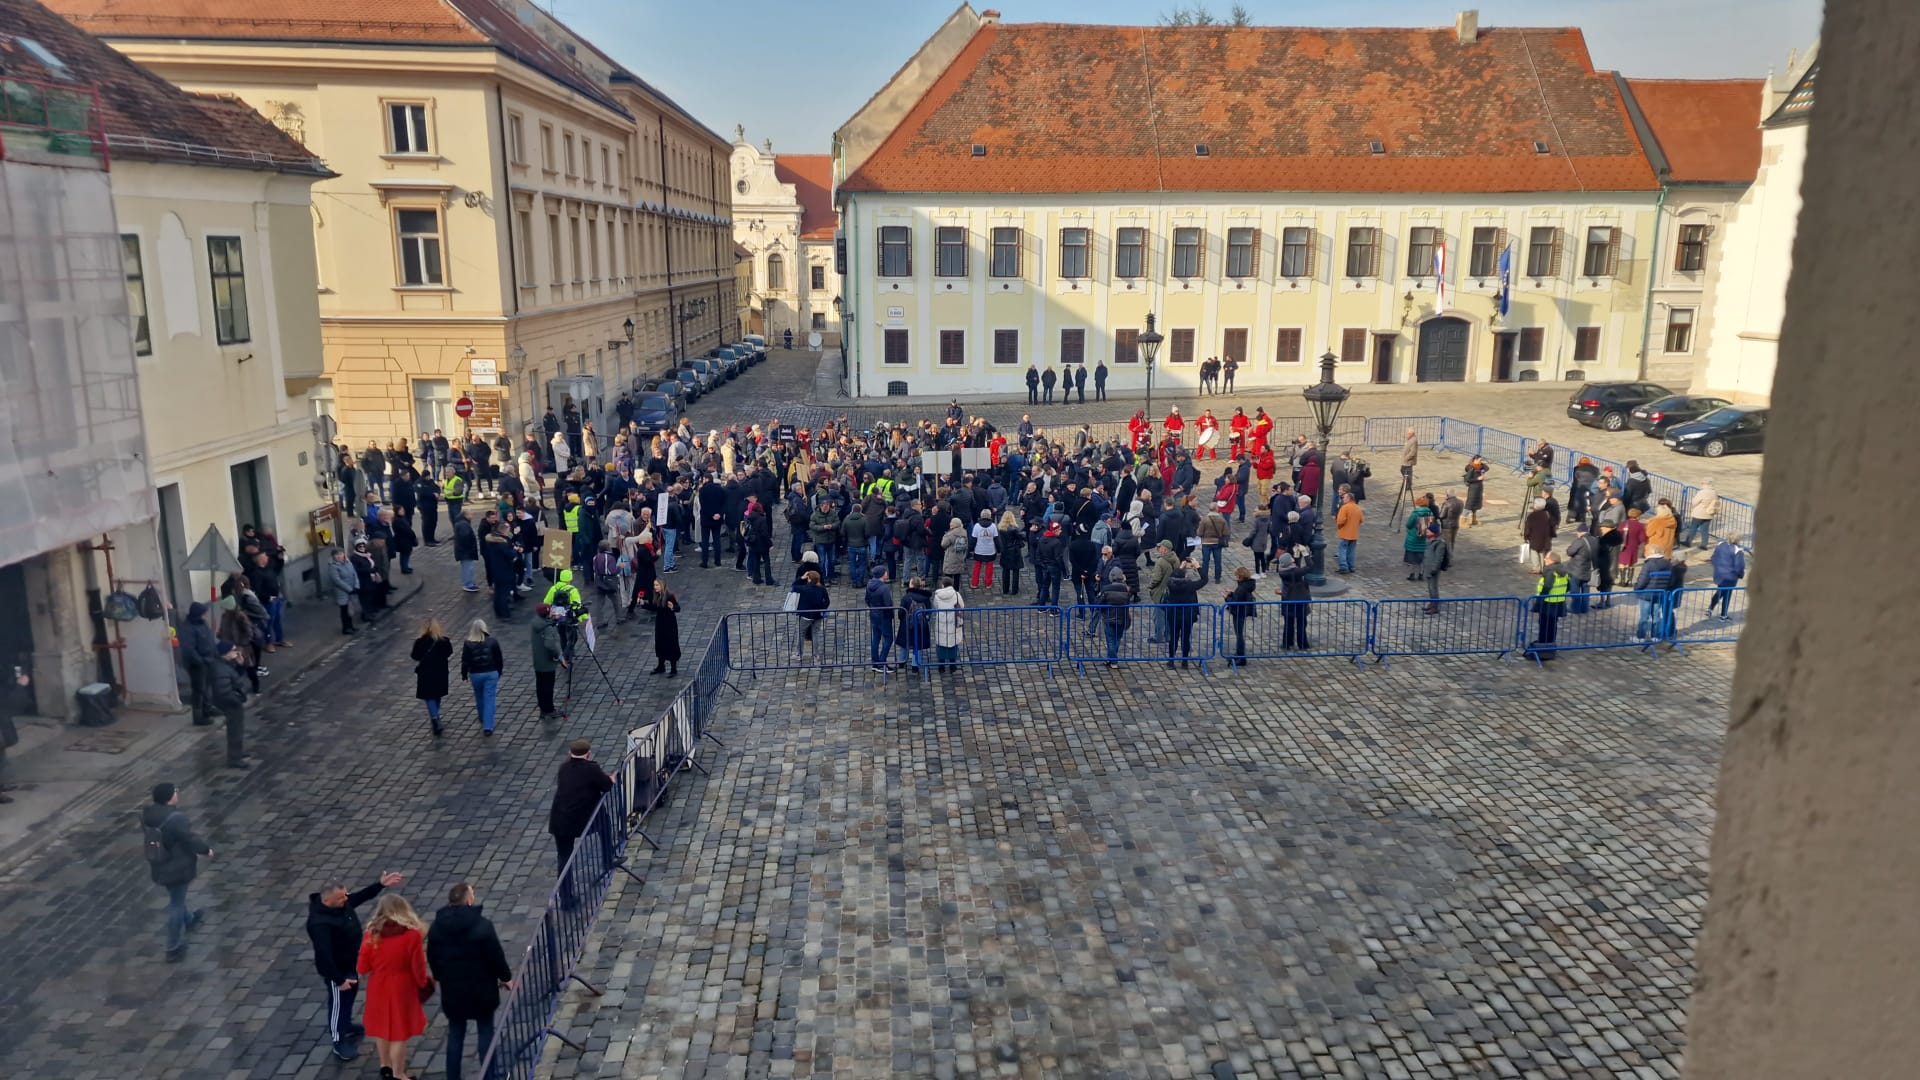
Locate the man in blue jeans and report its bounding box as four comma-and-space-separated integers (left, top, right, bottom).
427, 882, 515, 1080
141, 782, 211, 962
1633, 548, 1674, 640
865, 569, 895, 672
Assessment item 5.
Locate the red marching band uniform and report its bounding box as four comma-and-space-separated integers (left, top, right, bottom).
1195, 411, 1220, 460
1162, 409, 1185, 446
1127, 411, 1151, 452
1228, 412, 1251, 459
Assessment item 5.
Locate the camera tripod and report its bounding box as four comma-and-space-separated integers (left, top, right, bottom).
558, 619, 622, 711
1389, 467, 1417, 521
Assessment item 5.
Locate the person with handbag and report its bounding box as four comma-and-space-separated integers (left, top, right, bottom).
427, 882, 516, 1080
356, 892, 433, 1080
306, 871, 406, 1061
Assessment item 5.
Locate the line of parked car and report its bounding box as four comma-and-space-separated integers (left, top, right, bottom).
1566, 381, 1767, 458
626, 334, 769, 435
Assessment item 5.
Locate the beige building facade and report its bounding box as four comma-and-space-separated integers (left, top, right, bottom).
1696, 52, 1816, 403
55, 0, 737, 446
834, 11, 1678, 402
731, 133, 843, 349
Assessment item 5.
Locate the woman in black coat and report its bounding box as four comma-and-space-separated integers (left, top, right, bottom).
648, 581, 681, 677
349, 540, 383, 619
410, 618, 452, 736
996, 512, 1025, 598
1223, 566, 1257, 667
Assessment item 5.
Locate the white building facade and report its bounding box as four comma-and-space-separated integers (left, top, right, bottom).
731, 132, 842, 348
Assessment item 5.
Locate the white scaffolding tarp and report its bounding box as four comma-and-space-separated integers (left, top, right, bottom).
0, 158, 157, 564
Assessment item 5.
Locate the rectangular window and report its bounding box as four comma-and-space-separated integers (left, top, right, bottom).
1469, 226, 1501, 278
1172, 227, 1202, 278
1519, 327, 1545, 364
1582, 226, 1619, 278
1228, 227, 1260, 278
938, 329, 965, 366
810, 264, 826, 290
547, 213, 562, 283
586, 220, 600, 282
993, 328, 1019, 365
1574, 326, 1602, 363
396, 208, 444, 286
936, 226, 968, 277
1114, 327, 1139, 364
1115, 227, 1145, 278
1676, 224, 1708, 272
563, 133, 576, 177
1526, 226, 1560, 278
581, 139, 593, 182
883, 328, 910, 364
1221, 327, 1248, 364
540, 124, 555, 171
1059, 227, 1090, 279
1407, 226, 1438, 277
1345, 226, 1379, 278
812, 312, 826, 331
1169, 327, 1195, 364
1273, 327, 1302, 364
207, 235, 251, 344
569, 217, 583, 281
1059, 328, 1085, 365
121, 234, 151, 356
990, 227, 1021, 278
601, 147, 611, 185
1282, 227, 1315, 279
515, 210, 533, 284
1341, 327, 1367, 365
616, 151, 626, 189
1664, 308, 1696, 353
507, 113, 525, 164
878, 226, 912, 277
387, 102, 429, 154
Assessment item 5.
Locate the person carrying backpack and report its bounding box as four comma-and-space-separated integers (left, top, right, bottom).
142, 782, 212, 962
590, 542, 623, 626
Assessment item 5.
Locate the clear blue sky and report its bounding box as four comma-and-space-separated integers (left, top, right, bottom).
550, 0, 1824, 152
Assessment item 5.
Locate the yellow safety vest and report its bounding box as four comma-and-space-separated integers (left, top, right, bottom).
1536, 571, 1571, 605
544, 582, 582, 609
442, 475, 466, 500
563, 505, 581, 534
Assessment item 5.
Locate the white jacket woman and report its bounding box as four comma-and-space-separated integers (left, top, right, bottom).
931, 583, 965, 650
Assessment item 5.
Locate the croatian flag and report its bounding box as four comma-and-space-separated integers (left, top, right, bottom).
1433, 242, 1448, 313
1496, 243, 1512, 319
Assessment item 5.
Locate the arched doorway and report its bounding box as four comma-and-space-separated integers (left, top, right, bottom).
1416, 317, 1470, 382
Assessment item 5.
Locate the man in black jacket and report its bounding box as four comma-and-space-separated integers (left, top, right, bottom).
428, 882, 515, 1080
306, 869, 406, 1060
143, 782, 211, 962
550, 739, 614, 908
179, 602, 219, 724
209, 640, 252, 768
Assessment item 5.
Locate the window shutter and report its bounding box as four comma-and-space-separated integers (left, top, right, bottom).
1674, 233, 1688, 272
1341, 327, 1366, 364
1606, 226, 1622, 277
1302, 228, 1316, 281
1548, 228, 1564, 277
1251, 229, 1262, 278
1369, 228, 1382, 277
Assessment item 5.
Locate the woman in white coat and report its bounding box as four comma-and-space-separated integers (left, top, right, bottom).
930, 580, 964, 673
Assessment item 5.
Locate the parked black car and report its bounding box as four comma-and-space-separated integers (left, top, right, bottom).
642, 377, 687, 410
1663, 406, 1769, 457
1567, 382, 1673, 431
1629, 394, 1732, 436
666, 368, 702, 402
628, 391, 681, 435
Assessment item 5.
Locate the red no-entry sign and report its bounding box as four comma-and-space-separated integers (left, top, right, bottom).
454, 396, 475, 418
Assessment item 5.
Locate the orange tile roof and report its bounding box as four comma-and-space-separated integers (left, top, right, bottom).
3, 0, 329, 174
44, 0, 627, 116
1624, 79, 1763, 184
842, 22, 1661, 195
775, 154, 836, 240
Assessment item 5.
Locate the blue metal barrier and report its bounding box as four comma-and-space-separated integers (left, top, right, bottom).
723, 607, 904, 674
1480, 428, 1526, 473
479, 754, 638, 1080
1711, 497, 1756, 546
910, 603, 1065, 677
1066, 602, 1218, 671
1646, 472, 1689, 511
1371, 596, 1525, 660
1439, 417, 1481, 457
1219, 598, 1371, 667
1522, 588, 1667, 661
1667, 586, 1746, 651
1365, 416, 1445, 451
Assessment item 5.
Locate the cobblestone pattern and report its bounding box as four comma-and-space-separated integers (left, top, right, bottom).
556, 647, 1724, 1080
0, 537, 761, 1078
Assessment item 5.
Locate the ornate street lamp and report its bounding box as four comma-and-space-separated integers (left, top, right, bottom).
1137, 312, 1164, 425
1301, 349, 1352, 591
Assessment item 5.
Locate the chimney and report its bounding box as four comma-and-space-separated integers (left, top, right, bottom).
980, 9, 1001, 24
1455, 9, 1479, 43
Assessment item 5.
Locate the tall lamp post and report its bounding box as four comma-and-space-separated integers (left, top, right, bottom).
1301, 349, 1352, 593
1137, 312, 1164, 421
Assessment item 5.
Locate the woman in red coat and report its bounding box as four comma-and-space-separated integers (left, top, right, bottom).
358, 893, 432, 1080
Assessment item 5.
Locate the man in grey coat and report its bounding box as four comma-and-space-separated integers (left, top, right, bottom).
1563, 523, 1598, 614
1419, 522, 1449, 614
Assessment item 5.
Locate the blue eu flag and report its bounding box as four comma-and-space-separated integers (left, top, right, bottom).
1496, 244, 1513, 318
